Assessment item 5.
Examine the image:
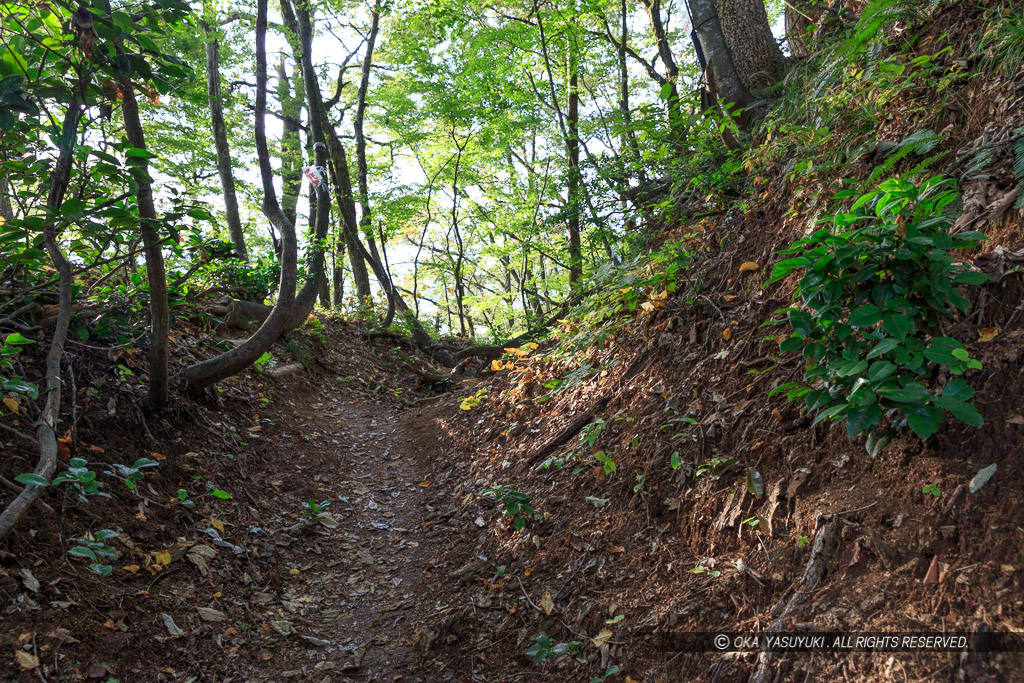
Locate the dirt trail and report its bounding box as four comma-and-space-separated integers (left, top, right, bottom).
232, 388, 452, 682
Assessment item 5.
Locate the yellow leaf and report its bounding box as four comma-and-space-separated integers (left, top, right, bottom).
591, 628, 613, 648
739, 261, 760, 273
15, 651, 39, 671
722, 328, 733, 341
640, 301, 655, 313
210, 517, 225, 533
491, 360, 504, 371
722, 294, 738, 303
289, 568, 300, 575
539, 591, 554, 616
978, 326, 999, 343
154, 550, 172, 566
2, 397, 18, 414
605, 544, 625, 554
123, 565, 140, 574
524, 342, 539, 350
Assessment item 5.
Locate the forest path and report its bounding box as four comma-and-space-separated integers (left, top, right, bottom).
230, 386, 454, 682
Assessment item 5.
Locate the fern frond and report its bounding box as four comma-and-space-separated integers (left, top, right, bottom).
869, 128, 941, 182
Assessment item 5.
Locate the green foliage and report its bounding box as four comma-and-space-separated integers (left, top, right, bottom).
770, 177, 987, 449
254, 352, 275, 373
579, 418, 606, 448
68, 530, 120, 576
192, 256, 280, 303
482, 484, 539, 531
301, 499, 331, 523
0, 332, 38, 400
108, 458, 159, 490
459, 388, 488, 411
525, 634, 584, 663
922, 482, 941, 497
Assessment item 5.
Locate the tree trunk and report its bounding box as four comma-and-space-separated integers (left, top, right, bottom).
183, 0, 299, 391
277, 55, 302, 230
118, 77, 170, 412
281, 0, 332, 331
324, 131, 372, 300
690, 0, 756, 124
0, 104, 80, 543
786, 0, 821, 58
639, 0, 686, 145
566, 18, 583, 287
203, 11, 247, 261
713, 0, 786, 88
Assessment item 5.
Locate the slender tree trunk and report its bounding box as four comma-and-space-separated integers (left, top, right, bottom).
321, 122, 372, 299
618, 0, 644, 185
566, 16, 583, 287
0, 103, 80, 542
184, 0, 300, 390
714, 0, 786, 88
203, 10, 247, 261
354, 0, 380, 251
639, 0, 686, 145
0, 175, 14, 224
281, 0, 332, 330
277, 55, 302, 230
118, 77, 169, 412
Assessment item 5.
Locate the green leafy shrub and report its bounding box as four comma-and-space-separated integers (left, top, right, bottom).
525, 634, 584, 663
769, 177, 987, 451
482, 484, 539, 531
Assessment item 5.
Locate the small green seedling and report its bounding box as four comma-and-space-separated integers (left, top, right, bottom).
301, 499, 331, 523
108, 458, 159, 490
482, 484, 540, 531
525, 634, 584, 663
68, 530, 120, 575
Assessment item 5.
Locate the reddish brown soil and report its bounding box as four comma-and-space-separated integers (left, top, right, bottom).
0, 327, 460, 682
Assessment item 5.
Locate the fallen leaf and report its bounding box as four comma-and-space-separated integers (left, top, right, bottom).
3, 397, 19, 413
15, 651, 39, 671
739, 261, 760, 273
722, 328, 732, 341
539, 591, 554, 616
196, 607, 227, 622
605, 544, 625, 554
19, 568, 39, 592
592, 628, 613, 647
722, 294, 738, 304
161, 613, 183, 636
150, 452, 166, 461
270, 620, 294, 636
838, 539, 862, 576
968, 463, 997, 493
154, 550, 171, 566
923, 556, 940, 584
210, 517, 225, 533
186, 544, 216, 577
978, 326, 999, 343
317, 513, 339, 529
